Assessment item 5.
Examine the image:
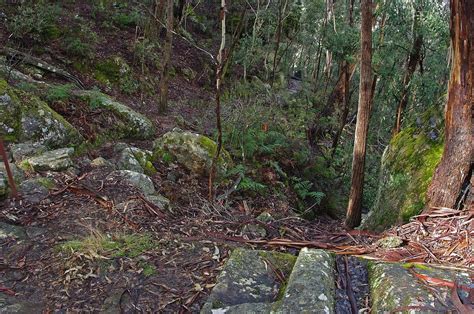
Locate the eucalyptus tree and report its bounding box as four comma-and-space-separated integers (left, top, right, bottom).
427, 0, 473, 210
346, 0, 372, 228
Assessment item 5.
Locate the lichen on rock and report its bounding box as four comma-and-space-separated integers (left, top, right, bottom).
152, 129, 232, 177
0, 79, 83, 147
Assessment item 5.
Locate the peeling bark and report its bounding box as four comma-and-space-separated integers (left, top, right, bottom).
426, 0, 474, 210
346, 0, 372, 228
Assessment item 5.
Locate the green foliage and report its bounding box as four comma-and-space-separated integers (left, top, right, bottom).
63, 17, 98, 58
291, 177, 325, 204
113, 8, 141, 28
59, 233, 157, 259
46, 84, 74, 103
7, 2, 61, 43
238, 176, 267, 193
133, 38, 161, 68
227, 164, 267, 194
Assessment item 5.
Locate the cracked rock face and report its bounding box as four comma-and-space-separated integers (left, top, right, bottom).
23, 148, 74, 172
201, 248, 296, 313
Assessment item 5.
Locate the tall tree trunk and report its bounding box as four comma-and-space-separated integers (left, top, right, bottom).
345, 0, 372, 228
392, 3, 424, 135
208, 0, 227, 200
426, 0, 473, 210
330, 0, 356, 156
271, 0, 287, 86
159, 0, 174, 113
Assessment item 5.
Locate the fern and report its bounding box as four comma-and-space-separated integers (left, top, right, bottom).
292, 177, 325, 204
238, 177, 267, 193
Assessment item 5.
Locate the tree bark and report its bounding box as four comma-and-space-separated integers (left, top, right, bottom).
426, 0, 473, 210
271, 0, 287, 86
392, 3, 424, 135
208, 0, 227, 200
159, 0, 174, 113
345, 0, 372, 228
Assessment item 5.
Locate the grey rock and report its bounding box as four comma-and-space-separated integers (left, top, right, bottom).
241, 223, 267, 238
209, 302, 275, 314
145, 194, 171, 211
19, 179, 49, 204
90, 157, 113, 168
0, 161, 25, 183
23, 148, 74, 171
115, 145, 156, 175
10, 142, 47, 162
0, 295, 43, 314
117, 148, 145, 173
369, 262, 471, 313
257, 212, 274, 223
202, 248, 296, 312
375, 236, 404, 249
153, 129, 232, 176
74, 91, 155, 139
0, 222, 27, 240
0, 172, 6, 197
280, 248, 336, 313
107, 170, 155, 195
0, 82, 83, 147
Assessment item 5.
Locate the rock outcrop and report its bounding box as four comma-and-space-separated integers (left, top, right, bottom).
0, 80, 83, 147
74, 90, 155, 140
153, 129, 232, 176
363, 110, 444, 231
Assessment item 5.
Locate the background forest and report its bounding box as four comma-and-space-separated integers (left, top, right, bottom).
0, 0, 472, 312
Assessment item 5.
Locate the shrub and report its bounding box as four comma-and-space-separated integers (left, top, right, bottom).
7, 3, 62, 43
62, 17, 98, 58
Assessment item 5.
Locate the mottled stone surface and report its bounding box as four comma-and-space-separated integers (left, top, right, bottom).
201, 248, 296, 313
153, 129, 232, 176
280, 248, 336, 313
23, 148, 74, 171
369, 262, 471, 313
0, 161, 25, 183
0, 80, 83, 147
0, 295, 43, 314
375, 236, 404, 249
210, 302, 275, 314
115, 144, 156, 175
107, 170, 155, 195
145, 194, 171, 211
19, 178, 49, 204
90, 157, 114, 168
0, 222, 26, 240
10, 142, 47, 162
0, 172, 6, 198
74, 90, 155, 140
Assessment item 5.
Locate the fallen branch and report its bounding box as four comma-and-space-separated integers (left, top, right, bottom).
1, 47, 85, 88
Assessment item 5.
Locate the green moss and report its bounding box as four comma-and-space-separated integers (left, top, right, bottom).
95, 59, 121, 84
364, 123, 443, 231
139, 261, 157, 277
35, 177, 55, 189
58, 233, 158, 259
19, 160, 33, 172
257, 251, 297, 301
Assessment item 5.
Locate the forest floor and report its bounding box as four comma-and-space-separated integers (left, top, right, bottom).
1, 151, 378, 312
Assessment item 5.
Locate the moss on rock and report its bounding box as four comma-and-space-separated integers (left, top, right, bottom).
363, 112, 444, 231
0, 79, 83, 147
152, 129, 232, 177
74, 90, 155, 140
